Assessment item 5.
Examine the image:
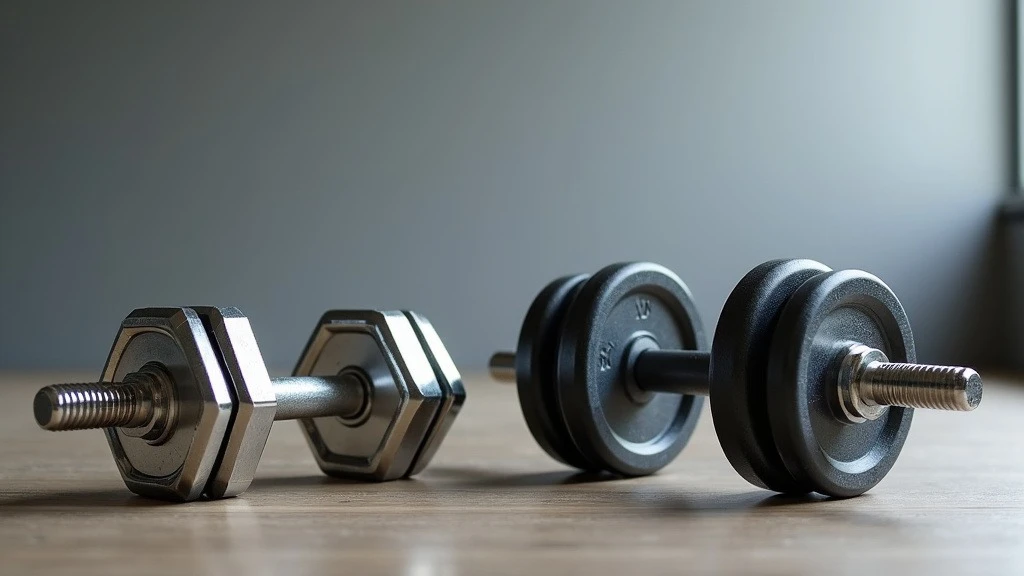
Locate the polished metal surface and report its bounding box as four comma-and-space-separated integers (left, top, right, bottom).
404, 310, 466, 476
34, 363, 176, 435
116, 365, 179, 443
35, 373, 368, 431
32, 373, 368, 426
273, 374, 368, 421
31, 306, 466, 500
293, 310, 443, 481
198, 306, 278, 499
34, 381, 150, 430
835, 345, 891, 423
101, 308, 235, 502
835, 343, 983, 423
488, 351, 516, 382
35, 368, 373, 499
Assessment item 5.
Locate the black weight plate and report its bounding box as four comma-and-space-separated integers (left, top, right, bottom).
766, 270, 915, 497
556, 262, 706, 476
515, 274, 595, 470
710, 259, 830, 494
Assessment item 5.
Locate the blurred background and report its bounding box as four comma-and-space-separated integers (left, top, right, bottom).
0, 1, 1019, 373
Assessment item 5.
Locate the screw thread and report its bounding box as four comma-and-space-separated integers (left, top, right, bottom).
488, 351, 517, 382
858, 363, 983, 412
34, 381, 152, 431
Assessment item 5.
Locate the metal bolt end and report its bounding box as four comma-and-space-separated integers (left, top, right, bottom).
861, 362, 982, 411
489, 351, 517, 383
32, 363, 178, 444
835, 344, 983, 423
34, 382, 148, 431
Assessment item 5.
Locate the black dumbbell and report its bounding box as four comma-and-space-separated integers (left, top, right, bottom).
489, 260, 982, 497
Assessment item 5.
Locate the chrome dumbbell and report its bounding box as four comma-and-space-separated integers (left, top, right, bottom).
33, 306, 465, 501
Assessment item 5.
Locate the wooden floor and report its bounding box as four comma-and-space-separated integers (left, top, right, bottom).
1, 371, 1022, 575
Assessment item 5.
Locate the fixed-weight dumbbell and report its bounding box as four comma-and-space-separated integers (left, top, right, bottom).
489, 260, 982, 497
33, 306, 465, 501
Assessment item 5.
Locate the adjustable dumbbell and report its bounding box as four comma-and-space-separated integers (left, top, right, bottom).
33, 306, 465, 501
489, 260, 982, 497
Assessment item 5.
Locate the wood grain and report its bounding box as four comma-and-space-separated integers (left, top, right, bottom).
1, 371, 1022, 575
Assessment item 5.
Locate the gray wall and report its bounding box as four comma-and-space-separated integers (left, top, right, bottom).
0, 0, 1012, 371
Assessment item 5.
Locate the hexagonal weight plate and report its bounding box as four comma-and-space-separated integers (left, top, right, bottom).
402, 310, 466, 475
293, 310, 444, 481
101, 308, 235, 501
192, 307, 277, 499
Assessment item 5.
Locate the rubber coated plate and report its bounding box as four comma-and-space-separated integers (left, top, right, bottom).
515, 274, 594, 469
766, 270, 915, 497
556, 262, 706, 476
710, 259, 830, 494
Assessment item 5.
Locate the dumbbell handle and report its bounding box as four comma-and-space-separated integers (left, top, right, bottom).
271, 373, 367, 421
488, 349, 711, 396
34, 372, 367, 433
489, 345, 982, 418
630, 349, 711, 396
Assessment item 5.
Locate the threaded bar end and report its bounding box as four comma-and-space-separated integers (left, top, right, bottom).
489, 351, 517, 382
33, 382, 151, 431
858, 363, 983, 412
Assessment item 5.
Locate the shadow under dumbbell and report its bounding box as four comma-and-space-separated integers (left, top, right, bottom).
636, 491, 902, 527
247, 474, 364, 490
0, 476, 370, 512
424, 466, 856, 514
0, 488, 177, 512
637, 491, 830, 513
423, 465, 626, 487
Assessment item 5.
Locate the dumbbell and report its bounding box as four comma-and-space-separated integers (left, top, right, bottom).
489, 260, 982, 497
32, 306, 465, 502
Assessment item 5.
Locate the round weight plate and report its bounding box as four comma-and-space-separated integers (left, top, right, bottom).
710, 259, 830, 494
556, 262, 706, 476
515, 274, 594, 469
766, 270, 915, 497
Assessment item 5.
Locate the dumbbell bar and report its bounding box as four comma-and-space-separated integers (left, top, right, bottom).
490, 344, 980, 422
37, 371, 369, 433
31, 307, 465, 502
35, 368, 372, 499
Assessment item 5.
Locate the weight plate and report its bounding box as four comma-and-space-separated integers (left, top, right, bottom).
403, 310, 467, 477
293, 310, 444, 481
101, 308, 234, 501
515, 274, 594, 469
710, 259, 830, 494
766, 270, 915, 497
556, 262, 706, 476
